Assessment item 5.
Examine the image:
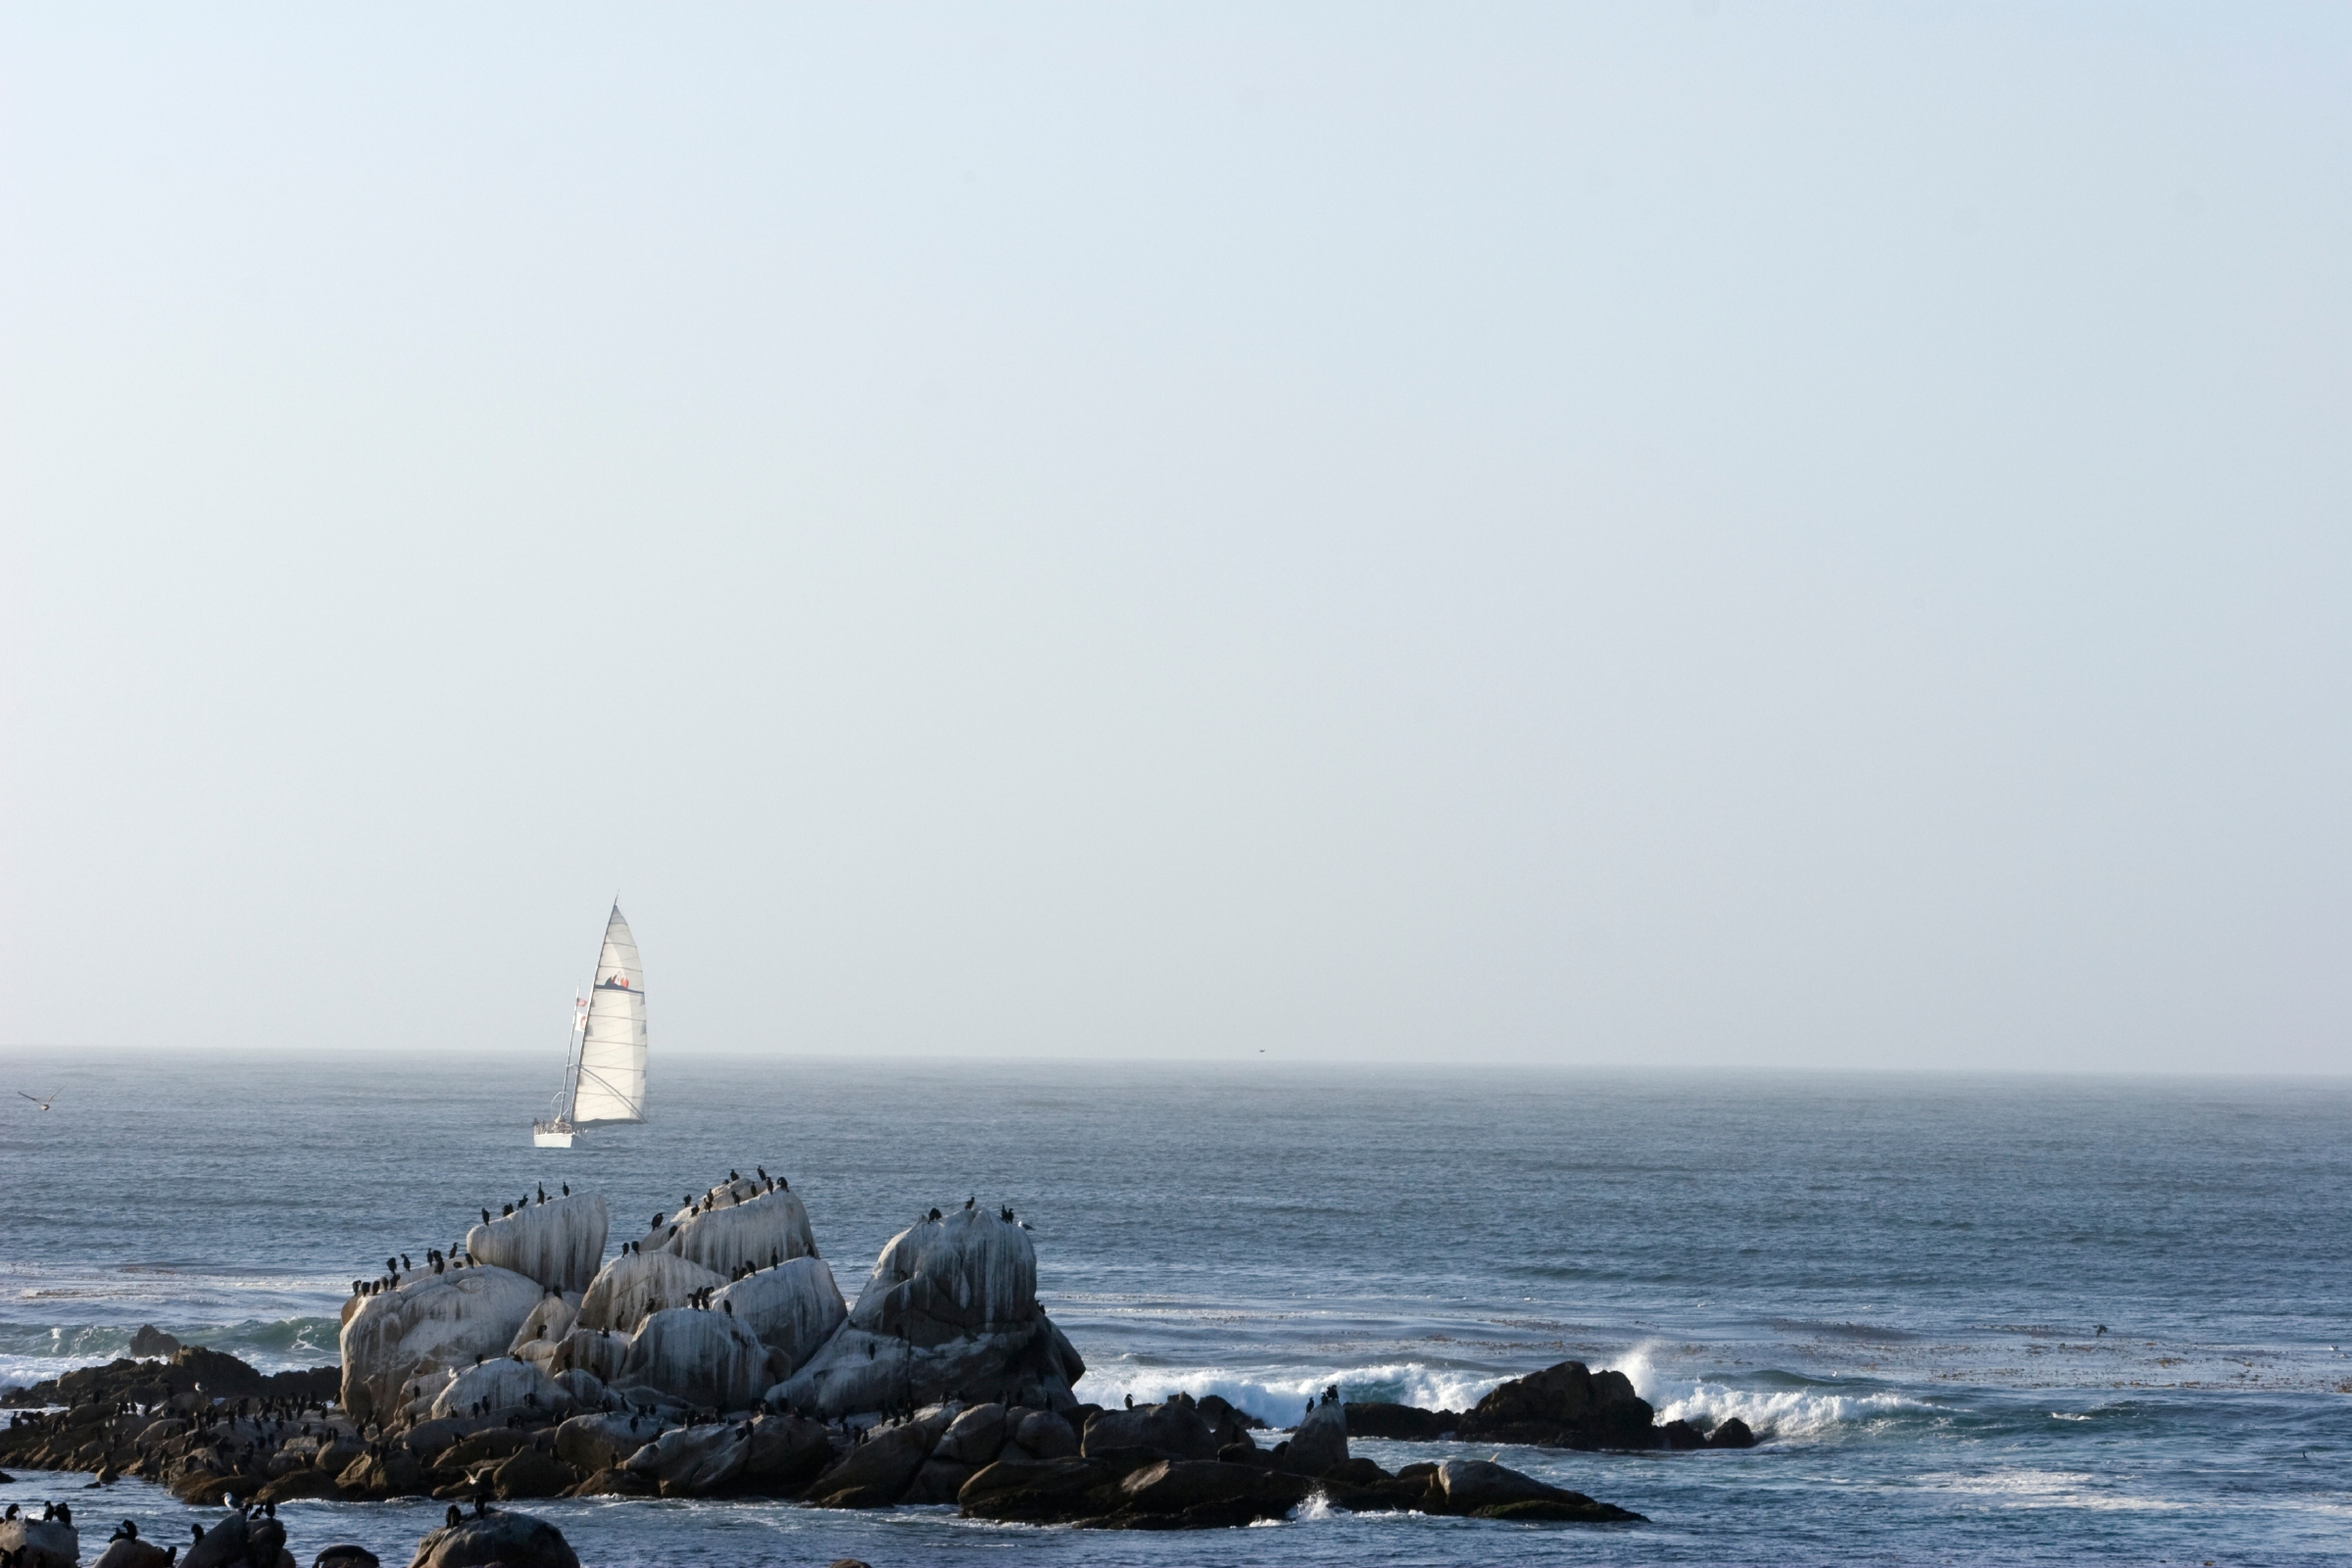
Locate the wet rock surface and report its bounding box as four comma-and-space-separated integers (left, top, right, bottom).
1347, 1358, 1761, 1450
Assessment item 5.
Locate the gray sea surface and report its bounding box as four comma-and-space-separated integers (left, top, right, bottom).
2, 1052, 2348, 1565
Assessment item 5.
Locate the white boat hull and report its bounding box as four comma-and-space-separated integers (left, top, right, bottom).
533, 1125, 576, 1149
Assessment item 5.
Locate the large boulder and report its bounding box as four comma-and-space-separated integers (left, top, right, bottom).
1457, 1360, 1659, 1449
575, 1250, 726, 1337
657, 1183, 816, 1277
616, 1308, 774, 1411
547, 1326, 629, 1385
1111, 1458, 1309, 1526
464, 1194, 609, 1294
340, 1265, 546, 1425
406, 1509, 578, 1568
1281, 1397, 1348, 1475
0, 1518, 78, 1568
1425, 1457, 1644, 1521
621, 1423, 751, 1494
778, 1209, 1082, 1418
1083, 1399, 1221, 1463
93, 1540, 174, 1568
956, 1455, 1117, 1522
806, 1405, 956, 1506
554, 1412, 650, 1474
849, 1207, 1033, 1346
710, 1258, 847, 1372
428, 1356, 570, 1422
932, 1402, 1009, 1466
505, 1295, 581, 1358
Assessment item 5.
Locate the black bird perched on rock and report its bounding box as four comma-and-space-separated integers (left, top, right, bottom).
401, 1253, 412, 1270
190, 1523, 204, 1542
108, 1520, 137, 1541
723, 1300, 733, 1317
965, 1196, 975, 1210
562, 1183, 569, 1196
928, 1207, 943, 1221
473, 1490, 491, 1519
445, 1503, 462, 1528
482, 1207, 491, 1224
730, 1169, 740, 1182
537, 1183, 546, 1202
54, 1504, 70, 1527
757, 1165, 766, 1181
502, 1202, 514, 1217
1002, 1206, 1014, 1223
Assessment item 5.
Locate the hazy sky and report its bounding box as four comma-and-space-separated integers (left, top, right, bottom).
3, 5, 2346, 1072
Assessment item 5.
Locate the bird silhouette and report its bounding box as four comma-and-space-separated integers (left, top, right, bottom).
16, 1091, 58, 1111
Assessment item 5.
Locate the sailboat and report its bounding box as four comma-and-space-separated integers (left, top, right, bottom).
533, 901, 649, 1148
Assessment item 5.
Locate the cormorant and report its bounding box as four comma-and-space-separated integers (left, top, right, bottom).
482, 1208, 491, 1224
723, 1300, 733, 1317
1002, 1206, 1014, 1222
965, 1196, 975, 1210
538, 1184, 546, 1201
929, 1208, 942, 1221
562, 1184, 569, 1196
445, 1503, 463, 1528
502, 1203, 514, 1217
473, 1490, 491, 1518
757, 1166, 766, 1181
401, 1254, 412, 1270
730, 1170, 740, 1182
109, 1519, 137, 1541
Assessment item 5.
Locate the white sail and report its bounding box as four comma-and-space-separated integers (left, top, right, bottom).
570, 902, 648, 1124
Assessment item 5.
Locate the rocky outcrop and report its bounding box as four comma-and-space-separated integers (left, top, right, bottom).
710, 1258, 846, 1372
613, 1309, 774, 1413
93, 1535, 176, 1568
340, 1266, 545, 1424
505, 1295, 581, 1361
656, 1182, 816, 1278
465, 1195, 609, 1295
575, 1250, 726, 1338
547, 1327, 628, 1385
1280, 1397, 1348, 1475
0, 1517, 78, 1568
129, 1325, 183, 1359
1081, 1400, 1221, 1462
1345, 1360, 1759, 1451
779, 1208, 1081, 1418
407, 1508, 578, 1568
427, 1357, 570, 1422
2, 1348, 334, 1411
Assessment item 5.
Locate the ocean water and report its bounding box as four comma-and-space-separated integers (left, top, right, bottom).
2, 1052, 2347, 1566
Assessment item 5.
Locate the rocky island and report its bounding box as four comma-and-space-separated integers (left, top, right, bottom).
2, 1168, 1755, 1561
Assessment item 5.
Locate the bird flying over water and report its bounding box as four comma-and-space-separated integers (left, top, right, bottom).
17, 1091, 58, 1111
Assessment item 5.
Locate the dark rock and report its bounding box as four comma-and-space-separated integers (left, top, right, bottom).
258, 1467, 346, 1503
313, 1547, 381, 1568
439, 1430, 534, 1470
130, 1325, 184, 1358
902, 1456, 976, 1503
492, 1446, 577, 1499
1658, 1418, 1709, 1449
1011, 1407, 1078, 1459
1275, 1400, 1347, 1476
180, 1515, 252, 1568
931, 1402, 1007, 1466
1102, 1458, 1308, 1527
92, 1538, 175, 1568
1345, 1400, 1459, 1440
336, 1447, 426, 1497
1422, 1457, 1643, 1522
552, 1413, 640, 1476
806, 1410, 952, 1506
1457, 1361, 1665, 1450
564, 1466, 655, 1497
1080, 1401, 1220, 1462
409, 1509, 579, 1568
956, 1455, 1118, 1522
0, 1516, 81, 1568
730, 1414, 834, 1494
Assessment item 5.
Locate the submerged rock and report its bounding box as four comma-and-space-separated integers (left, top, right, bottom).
710, 1257, 847, 1371
658, 1184, 816, 1278
465, 1194, 609, 1295
340, 1265, 546, 1425
575, 1250, 726, 1338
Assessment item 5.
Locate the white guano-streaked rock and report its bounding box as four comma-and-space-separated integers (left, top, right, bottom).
710, 1257, 847, 1372
849, 1206, 1036, 1345
428, 1354, 572, 1421
657, 1185, 816, 1278
339, 1263, 545, 1424
616, 1306, 776, 1412
465, 1193, 609, 1294
576, 1249, 727, 1336
506, 1291, 581, 1356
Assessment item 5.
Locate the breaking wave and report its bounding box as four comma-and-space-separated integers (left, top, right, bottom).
1616, 1341, 1925, 1443
1074, 1358, 1501, 1426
